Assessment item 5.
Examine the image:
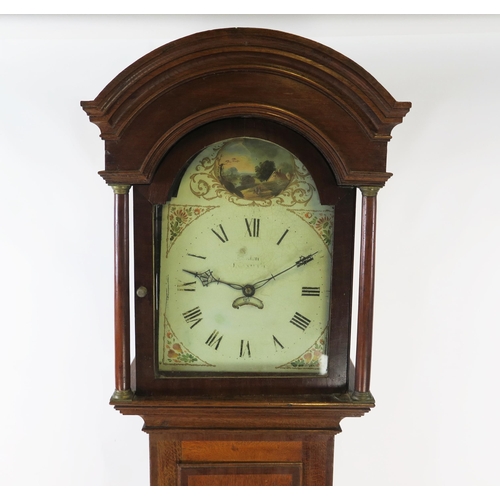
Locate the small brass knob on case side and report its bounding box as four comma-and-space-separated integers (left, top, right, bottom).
136, 286, 148, 298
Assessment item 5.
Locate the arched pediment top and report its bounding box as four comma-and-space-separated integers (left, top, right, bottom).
81, 28, 411, 141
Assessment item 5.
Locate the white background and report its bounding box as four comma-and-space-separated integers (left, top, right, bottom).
1, 14, 499, 487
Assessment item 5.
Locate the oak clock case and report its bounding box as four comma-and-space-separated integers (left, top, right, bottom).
156, 137, 333, 376
81, 27, 411, 486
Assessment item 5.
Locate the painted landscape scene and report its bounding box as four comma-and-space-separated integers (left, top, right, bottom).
217, 138, 296, 200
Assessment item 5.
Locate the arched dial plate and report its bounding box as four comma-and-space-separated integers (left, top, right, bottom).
156, 138, 334, 375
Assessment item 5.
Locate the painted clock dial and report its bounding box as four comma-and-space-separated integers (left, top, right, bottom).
156, 138, 334, 375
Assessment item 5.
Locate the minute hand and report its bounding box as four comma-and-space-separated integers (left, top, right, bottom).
252, 252, 318, 290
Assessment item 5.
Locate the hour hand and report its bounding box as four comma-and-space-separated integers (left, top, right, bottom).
182, 269, 243, 290
183, 269, 217, 287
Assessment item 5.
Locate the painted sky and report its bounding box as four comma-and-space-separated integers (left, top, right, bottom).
218, 138, 296, 174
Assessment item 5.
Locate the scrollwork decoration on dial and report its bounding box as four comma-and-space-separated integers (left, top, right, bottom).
166, 204, 216, 256
289, 209, 335, 255
277, 329, 328, 373
189, 137, 317, 207
161, 317, 214, 367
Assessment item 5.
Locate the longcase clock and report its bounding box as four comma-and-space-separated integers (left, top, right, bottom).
81, 28, 410, 486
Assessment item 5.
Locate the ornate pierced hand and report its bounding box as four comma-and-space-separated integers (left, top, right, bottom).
233, 252, 318, 309
252, 252, 318, 290
182, 269, 263, 309
183, 253, 317, 310
182, 269, 244, 291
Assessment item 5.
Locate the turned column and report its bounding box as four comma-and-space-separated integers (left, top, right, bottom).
110, 184, 133, 401
353, 186, 381, 399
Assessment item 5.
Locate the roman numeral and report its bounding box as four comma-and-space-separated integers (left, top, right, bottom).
272, 335, 284, 350
245, 218, 260, 237
240, 340, 251, 358
177, 281, 196, 292
187, 253, 206, 259
290, 312, 311, 331
302, 286, 320, 297
211, 224, 229, 243
182, 306, 203, 328
276, 229, 289, 245
206, 330, 223, 350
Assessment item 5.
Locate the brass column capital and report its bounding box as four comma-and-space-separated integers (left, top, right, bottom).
359, 186, 382, 197
110, 184, 131, 195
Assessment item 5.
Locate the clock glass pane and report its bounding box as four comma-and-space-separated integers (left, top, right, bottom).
156, 138, 334, 375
